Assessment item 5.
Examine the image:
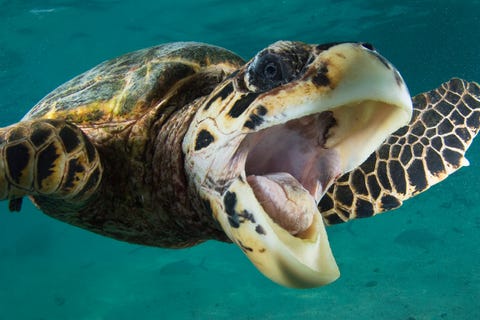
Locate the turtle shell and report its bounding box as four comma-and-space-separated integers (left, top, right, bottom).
23, 42, 245, 124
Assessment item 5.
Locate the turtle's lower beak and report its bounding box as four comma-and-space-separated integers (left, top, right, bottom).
215, 177, 340, 287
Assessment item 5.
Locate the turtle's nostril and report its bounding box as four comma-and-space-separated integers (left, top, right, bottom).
361, 43, 375, 51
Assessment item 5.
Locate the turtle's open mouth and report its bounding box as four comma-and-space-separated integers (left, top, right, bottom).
183, 41, 413, 288
242, 111, 337, 236
237, 100, 401, 237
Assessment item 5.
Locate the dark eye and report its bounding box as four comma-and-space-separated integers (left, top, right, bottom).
247, 53, 291, 92
263, 61, 280, 79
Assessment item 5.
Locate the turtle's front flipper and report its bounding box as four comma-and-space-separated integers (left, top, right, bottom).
320, 78, 480, 223
0, 119, 102, 211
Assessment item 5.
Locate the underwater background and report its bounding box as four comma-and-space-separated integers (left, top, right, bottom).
0, 1, 479, 319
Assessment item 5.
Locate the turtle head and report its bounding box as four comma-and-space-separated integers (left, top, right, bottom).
183, 41, 412, 288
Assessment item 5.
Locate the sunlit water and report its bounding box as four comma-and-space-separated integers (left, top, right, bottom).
0, 1, 479, 319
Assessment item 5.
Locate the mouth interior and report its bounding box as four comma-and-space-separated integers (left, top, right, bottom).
242, 111, 340, 236
238, 101, 400, 237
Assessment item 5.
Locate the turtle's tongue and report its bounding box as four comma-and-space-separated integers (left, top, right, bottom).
247, 172, 319, 235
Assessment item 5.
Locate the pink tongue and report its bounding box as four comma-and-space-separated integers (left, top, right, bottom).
247, 172, 317, 235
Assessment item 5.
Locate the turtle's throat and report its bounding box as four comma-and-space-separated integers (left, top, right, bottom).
239, 112, 341, 235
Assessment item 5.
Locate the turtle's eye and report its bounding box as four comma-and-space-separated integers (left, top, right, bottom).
263, 60, 282, 81
247, 53, 292, 92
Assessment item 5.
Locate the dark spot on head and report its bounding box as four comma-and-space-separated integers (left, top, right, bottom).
256, 105, 267, 116
224, 191, 237, 216
228, 93, 259, 118
6, 143, 31, 185
244, 105, 268, 130
312, 65, 330, 87
255, 225, 266, 235
59, 125, 81, 153
239, 210, 255, 223
204, 82, 234, 111
194, 129, 215, 151
228, 216, 240, 228
224, 191, 240, 228
244, 115, 263, 130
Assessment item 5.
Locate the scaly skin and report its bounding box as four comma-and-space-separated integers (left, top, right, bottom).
320, 78, 480, 224
0, 119, 102, 210
32, 71, 235, 248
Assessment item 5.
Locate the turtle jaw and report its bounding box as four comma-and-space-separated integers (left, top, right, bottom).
183, 41, 413, 287
235, 98, 410, 236
239, 111, 340, 235
217, 176, 340, 288
216, 99, 411, 288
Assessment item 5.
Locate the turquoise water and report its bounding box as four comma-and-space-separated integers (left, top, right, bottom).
0, 1, 479, 319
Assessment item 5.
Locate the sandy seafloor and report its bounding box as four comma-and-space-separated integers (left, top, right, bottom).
0, 1, 479, 319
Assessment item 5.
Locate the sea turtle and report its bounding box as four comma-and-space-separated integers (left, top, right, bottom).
0, 41, 479, 288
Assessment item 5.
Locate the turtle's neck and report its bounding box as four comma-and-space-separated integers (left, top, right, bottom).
151, 98, 230, 247
39, 71, 232, 248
